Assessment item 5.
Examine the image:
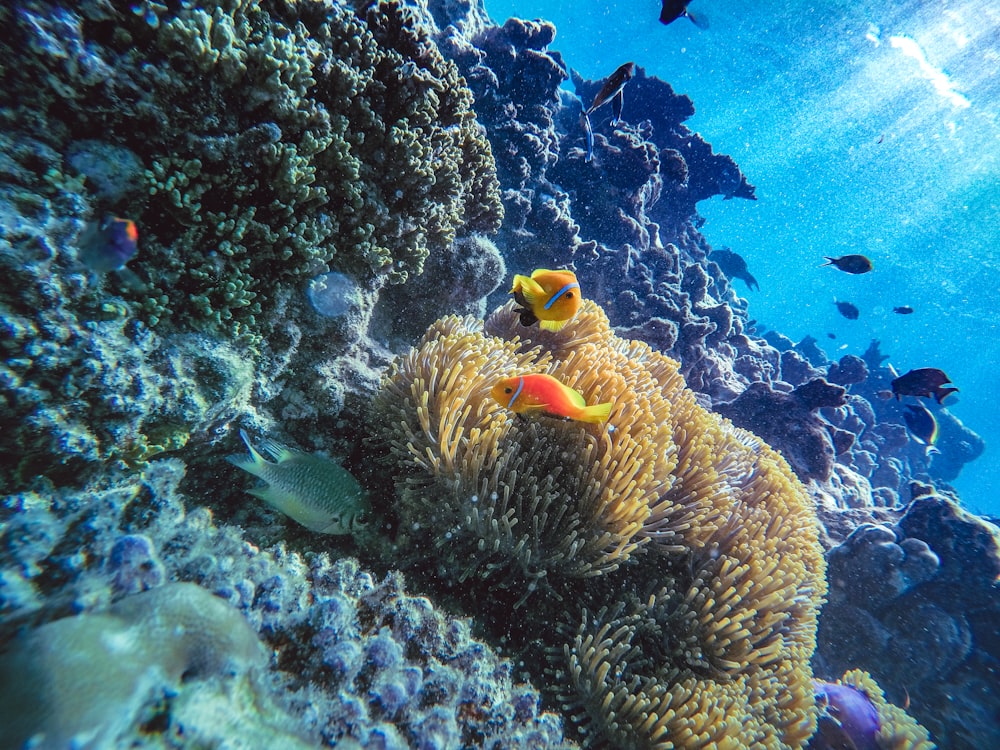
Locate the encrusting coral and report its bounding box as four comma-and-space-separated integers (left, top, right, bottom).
372, 299, 828, 748
2, 0, 502, 338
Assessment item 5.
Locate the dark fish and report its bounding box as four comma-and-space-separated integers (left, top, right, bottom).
659, 0, 708, 28
903, 402, 939, 452
822, 254, 873, 274
835, 300, 859, 320
891, 367, 958, 403
582, 62, 635, 163
710, 248, 759, 291
78, 216, 139, 272
827, 333, 837, 339
813, 681, 881, 750
580, 112, 594, 164
893, 306, 914, 314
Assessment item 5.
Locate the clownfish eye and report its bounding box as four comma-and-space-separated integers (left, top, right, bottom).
504, 387, 513, 394
565, 291, 574, 298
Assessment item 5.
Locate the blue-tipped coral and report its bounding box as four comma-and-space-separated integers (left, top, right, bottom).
228, 429, 369, 535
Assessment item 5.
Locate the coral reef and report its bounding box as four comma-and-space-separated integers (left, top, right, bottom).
715, 378, 848, 483
816, 484, 1000, 750
0, 0, 511, 493
372, 299, 828, 748
0, 459, 576, 748
2, 0, 501, 337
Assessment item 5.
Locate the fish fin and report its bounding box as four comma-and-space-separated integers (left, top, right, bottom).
556, 382, 588, 409
540, 317, 569, 331
516, 305, 539, 327
257, 437, 298, 463
746, 273, 759, 291
228, 429, 272, 476
529, 268, 560, 279
515, 275, 547, 308
685, 9, 710, 30
582, 111, 594, 162
611, 90, 623, 126
936, 387, 959, 404
577, 401, 613, 424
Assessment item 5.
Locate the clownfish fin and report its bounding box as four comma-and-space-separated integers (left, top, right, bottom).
513, 275, 546, 308
577, 401, 613, 424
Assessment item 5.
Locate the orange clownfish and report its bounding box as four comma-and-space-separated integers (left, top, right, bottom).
491, 374, 612, 424
510, 269, 581, 331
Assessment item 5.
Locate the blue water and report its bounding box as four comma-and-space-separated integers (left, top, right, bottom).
487, 0, 1000, 513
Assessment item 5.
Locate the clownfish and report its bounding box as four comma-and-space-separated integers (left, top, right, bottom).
510, 269, 581, 331
491, 374, 612, 424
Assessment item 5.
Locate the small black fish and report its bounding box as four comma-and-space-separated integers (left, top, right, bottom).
827, 333, 837, 340
903, 402, 939, 453
822, 254, 873, 274
893, 306, 914, 315
710, 248, 759, 291
582, 62, 636, 163
659, 0, 708, 28
835, 300, 859, 320
891, 368, 958, 404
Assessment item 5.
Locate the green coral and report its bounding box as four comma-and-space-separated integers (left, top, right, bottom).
1, 0, 502, 339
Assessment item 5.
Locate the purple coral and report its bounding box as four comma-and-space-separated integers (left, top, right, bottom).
810, 680, 880, 750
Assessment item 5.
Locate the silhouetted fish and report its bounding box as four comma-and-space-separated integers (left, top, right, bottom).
903, 402, 939, 453
893, 306, 914, 315
582, 62, 635, 163
659, 0, 708, 28
891, 368, 958, 404
835, 300, 859, 320
822, 254, 873, 274
827, 333, 837, 340
710, 248, 758, 291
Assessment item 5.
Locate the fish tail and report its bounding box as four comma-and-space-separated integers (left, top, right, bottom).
685, 10, 710, 30
936, 387, 959, 404
576, 401, 612, 424
228, 429, 270, 477
581, 112, 594, 162
820, 257, 834, 267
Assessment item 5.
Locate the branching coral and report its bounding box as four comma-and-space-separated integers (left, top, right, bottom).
372, 299, 827, 747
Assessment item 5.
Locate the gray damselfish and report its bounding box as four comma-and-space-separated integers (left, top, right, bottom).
228, 429, 370, 535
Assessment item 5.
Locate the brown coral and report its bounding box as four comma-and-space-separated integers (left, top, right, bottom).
372, 299, 827, 748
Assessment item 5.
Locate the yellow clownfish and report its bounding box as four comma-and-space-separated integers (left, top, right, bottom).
491, 373, 612, 424
510, 269, 581, 331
